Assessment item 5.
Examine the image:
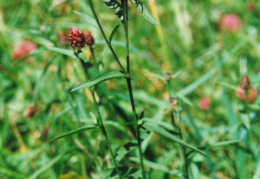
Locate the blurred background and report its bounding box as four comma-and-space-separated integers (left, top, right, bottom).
0, 0, 259, 178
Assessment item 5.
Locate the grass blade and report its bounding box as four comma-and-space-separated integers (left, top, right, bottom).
143, 122, 209, 157
49, 124, 99, 142
29, 154, 63, 179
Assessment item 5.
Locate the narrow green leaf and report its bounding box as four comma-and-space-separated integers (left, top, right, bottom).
29, 154, 63, 179
73, 11, 99, 30
115, 141, 138, 162
0, 167, 27, 179
130, 157, 183, 177
219, 82, 238, 91
109, 25, 120, 45
143, 122, 209, 157
207, 140, 239, 149
49, 124, 99, 142
71, 70, 128, 92
62, 84, 82, 126
47, 47, 76, 60
129, 0, 160, 25
177, 69, 216, 96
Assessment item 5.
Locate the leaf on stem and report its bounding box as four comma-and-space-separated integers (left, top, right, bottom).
109, 25, 120, 46
73, 11, 100, 30
115, 140, 138, 162
49, 124, 99, 143
47, 47, 77, 60
129, 0, 160, 25
142, 122, 210, 157
71, 70, 129, 92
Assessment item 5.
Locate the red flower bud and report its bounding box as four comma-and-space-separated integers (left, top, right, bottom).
236, 84, 258, 103
84, 31, 94, 46
68, 27, 85, 51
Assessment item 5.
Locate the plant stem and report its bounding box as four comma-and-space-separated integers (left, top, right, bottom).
77, 54, 121, 178
90, 46, 97, 66
167, 81, 189, 178
91, 90, 121, 178
86, 0, 145, 177
86, 0, 126, 73
121, 0, 145, 178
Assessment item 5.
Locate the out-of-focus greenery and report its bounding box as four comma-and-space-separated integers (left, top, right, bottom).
0, 0, 259, 178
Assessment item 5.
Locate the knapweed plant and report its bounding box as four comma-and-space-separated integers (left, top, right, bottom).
46, 0, 252, 178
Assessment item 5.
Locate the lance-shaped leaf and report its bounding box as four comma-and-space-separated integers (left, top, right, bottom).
47, 47, 76, 60
207, 140, 239, 149
71, 70, 129, 92
142, 122, 209, 157
49, 124, 99, 142
129, 0, 159, 25
109, 25, 120, 45
73, 11, 99, 30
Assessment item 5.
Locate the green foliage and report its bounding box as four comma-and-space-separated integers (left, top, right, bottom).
0, 0, 260, 178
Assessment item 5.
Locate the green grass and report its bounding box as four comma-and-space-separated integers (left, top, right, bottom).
0, 0, 259, 178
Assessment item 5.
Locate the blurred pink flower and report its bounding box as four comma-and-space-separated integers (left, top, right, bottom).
219, 13, 241, 32
236, 84, 258, 103
59, 32, 67, 46
198, 97, 211, 110
12, 40, 37, 60
52, 0, 65, 7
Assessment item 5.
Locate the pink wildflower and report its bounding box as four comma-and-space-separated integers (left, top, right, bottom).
198, 97, 211, 110
219, 13, 241, 32
236, 76, 258, 103
12, 40, 37, 60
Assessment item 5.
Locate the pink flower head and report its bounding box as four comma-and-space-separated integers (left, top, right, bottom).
198, 97, 211, 110
219, 13, 241, 32
59, 32, 67, 46
12, 40, 37, 60
68, 27, 85, 51
236, 84, 258, 103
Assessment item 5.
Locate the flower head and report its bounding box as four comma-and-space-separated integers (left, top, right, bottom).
84, 31, 94, 46
219, 13, 241, 32
68, 27, 85, 51
23, 105, 38, 119
198, 97, 211, 110
236, 76, 258, 103
12, 40, 37, 60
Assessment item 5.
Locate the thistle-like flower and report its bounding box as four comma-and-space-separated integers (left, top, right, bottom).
236, 76, 258, 103
68, 27, 85, 51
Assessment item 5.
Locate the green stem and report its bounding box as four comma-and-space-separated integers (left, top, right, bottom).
76, 54, 121, 178
91, 90, 121, 178
167, 80, 189, 178
121, 0, 145, 178
86, 0, 126, 73
90, 46, 97, 66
